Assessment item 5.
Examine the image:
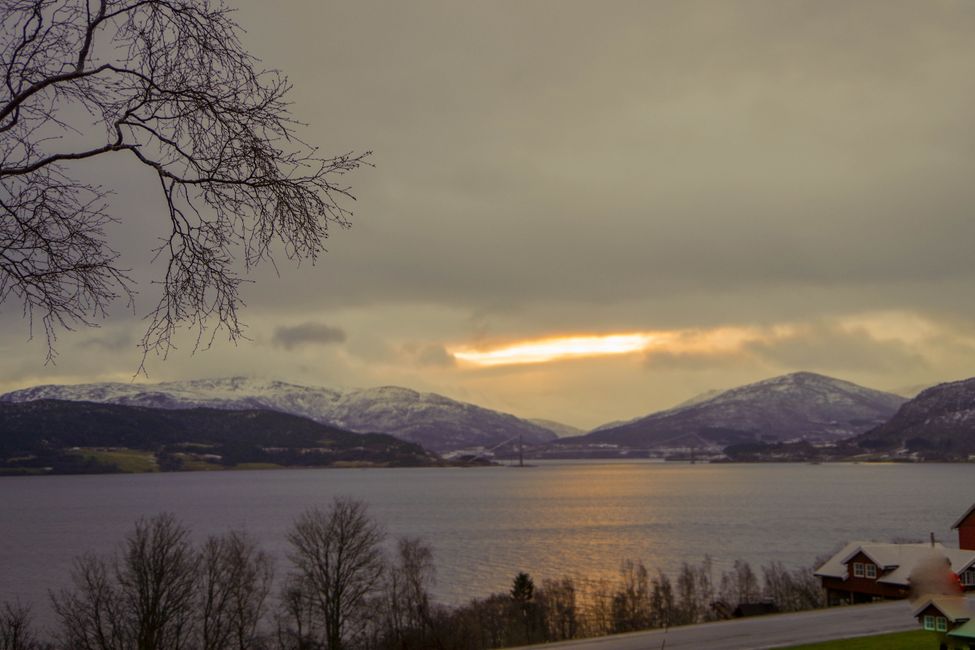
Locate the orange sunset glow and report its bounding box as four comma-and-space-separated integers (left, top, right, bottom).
451, 333, 658, 366
450, 326, 765, 367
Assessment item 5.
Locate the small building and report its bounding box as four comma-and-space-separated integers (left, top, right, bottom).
815, 542, 975, 605
913, 596, 975, 650
816, 501, 975, 606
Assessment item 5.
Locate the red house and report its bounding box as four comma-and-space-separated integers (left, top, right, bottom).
816, 542, 975, 605
816, 502, 975, 606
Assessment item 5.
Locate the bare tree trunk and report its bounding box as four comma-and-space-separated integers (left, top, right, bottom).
284, 498, 386, 650
198, 530, 273, 650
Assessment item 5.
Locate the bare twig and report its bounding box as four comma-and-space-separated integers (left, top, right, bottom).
0, 0, 369, 367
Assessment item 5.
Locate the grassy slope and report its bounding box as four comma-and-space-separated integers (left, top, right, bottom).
79, 448, 158, 472
774, 629, 936, 649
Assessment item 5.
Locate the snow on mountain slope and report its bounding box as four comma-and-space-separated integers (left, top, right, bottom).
577, 372, 907, 448
0, 378, 556, 452
587, 389, 729, 434
857, 377, 975, 455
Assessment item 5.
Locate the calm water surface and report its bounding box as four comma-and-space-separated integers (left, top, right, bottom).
2, 461, 973, 629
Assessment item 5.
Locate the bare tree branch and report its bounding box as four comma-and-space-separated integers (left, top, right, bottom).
0, 0, 370, 367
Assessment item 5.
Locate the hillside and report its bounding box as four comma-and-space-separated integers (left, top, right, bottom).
572, 372, 906, 448
528, 418, 585, 438
0, 399, 437, 474
857, 377, 975, 458
0, 378, 557, 452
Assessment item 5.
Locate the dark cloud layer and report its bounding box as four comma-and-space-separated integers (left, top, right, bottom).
4, 1, 975, 426
271, 322, 347, 350
744, 323, 928, 374
219, 0, 975, 327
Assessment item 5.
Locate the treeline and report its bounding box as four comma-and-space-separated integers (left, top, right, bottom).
0, 499, 825, 650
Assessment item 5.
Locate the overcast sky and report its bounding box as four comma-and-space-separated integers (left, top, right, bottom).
3, 0, 975, 428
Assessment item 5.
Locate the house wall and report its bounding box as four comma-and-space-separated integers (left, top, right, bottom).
820, 552, 909, 605
820, 575, 908, 605
959, 518, 975, 551
916, 604, 946, 621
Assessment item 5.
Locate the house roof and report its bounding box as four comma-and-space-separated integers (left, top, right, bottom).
949, 618, 975, 640
913, 596, 973, 623
840, 544, 916, 569
947, 547, 975, 575
815, 542, 975, 587
953, 502, 975, 530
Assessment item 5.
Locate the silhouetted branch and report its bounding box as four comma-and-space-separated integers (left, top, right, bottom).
0, 0, 369, 365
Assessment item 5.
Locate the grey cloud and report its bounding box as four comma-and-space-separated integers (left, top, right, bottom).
220, 0, 975, 331
79, 332, 135, 352
642, 321, 930, 375
402, 343, 456, 368
271, 322, 347, 350
644, 349, 741, 372
345, 334, 396, 364
744, 323, 928, 374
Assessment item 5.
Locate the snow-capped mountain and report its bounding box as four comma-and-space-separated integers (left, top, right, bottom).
573, 372, 907, 448
0, 377, 557, 452
587, 389, 727, 434
857, 377, 975, 455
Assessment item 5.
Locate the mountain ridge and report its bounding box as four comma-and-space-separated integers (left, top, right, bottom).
0, 399, 437, 473
569, 371, 906, 448
0, 377, 557, 452
857, 377, 975, 457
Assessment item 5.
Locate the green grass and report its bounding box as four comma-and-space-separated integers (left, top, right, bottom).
79, 448, 158, 473
775, 629, 936, 649
177, 458, 223, 471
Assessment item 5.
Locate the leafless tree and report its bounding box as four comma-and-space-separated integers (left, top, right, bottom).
52, 513, 199, 650
0, 602, 42, 650
718, 559, 761, 608
761, 561, 824, 613
610, 559, 651, 633
51, 553, 131, 650
198, 530, 274, 650
0, 0, 369, 364
536, 578, 577, 642
369, 537, 437, 650
275, 581, 318, 650
284, 498, 386, 650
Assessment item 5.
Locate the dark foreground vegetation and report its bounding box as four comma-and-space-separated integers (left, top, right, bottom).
1, 499, 826, 650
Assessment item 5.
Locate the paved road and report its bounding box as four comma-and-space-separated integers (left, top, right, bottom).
513, 600, 925, 650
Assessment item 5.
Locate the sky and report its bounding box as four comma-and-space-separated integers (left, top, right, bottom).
3, 0, 975, 429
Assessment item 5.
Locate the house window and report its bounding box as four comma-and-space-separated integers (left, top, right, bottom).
962, 569, 975, 586
936, 616, 948, 632
853, 562, 865, 577
924, 615, 935, 630
865, 564, 877, 579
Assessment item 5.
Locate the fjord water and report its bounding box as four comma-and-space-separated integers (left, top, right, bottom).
2, 461, 973, 626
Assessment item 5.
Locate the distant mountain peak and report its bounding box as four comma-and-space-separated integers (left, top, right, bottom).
575, 371, 906, 449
